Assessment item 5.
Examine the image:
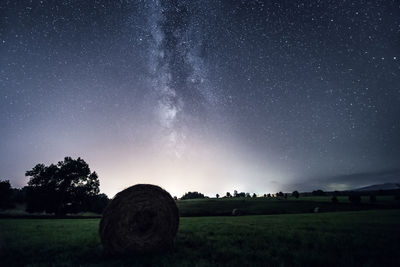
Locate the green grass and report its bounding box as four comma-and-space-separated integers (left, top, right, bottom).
176, 196, 399, 216
2, 196, 398, 218
292, 195, 396, 203
1, 210, 400, 266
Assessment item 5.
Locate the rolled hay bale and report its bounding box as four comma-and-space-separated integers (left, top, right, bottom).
232, 208, 243, 216
99, 184, 179, 255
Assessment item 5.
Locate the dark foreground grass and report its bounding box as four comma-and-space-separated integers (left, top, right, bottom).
1, 210, 399, 266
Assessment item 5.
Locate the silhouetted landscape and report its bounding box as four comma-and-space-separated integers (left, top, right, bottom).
1, 158, 400, 265
1, 157, 400, 219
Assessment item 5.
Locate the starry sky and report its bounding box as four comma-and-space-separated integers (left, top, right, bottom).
1, 0, 399, 197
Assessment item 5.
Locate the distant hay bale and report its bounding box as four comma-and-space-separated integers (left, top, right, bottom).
232, 208, 243, 216
99, 184, 179, 255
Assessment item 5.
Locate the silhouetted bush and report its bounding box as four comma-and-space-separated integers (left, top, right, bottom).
252, 193, 257, 198
235, 192, 246, 198
331, 195, 338, 204
292, 191, 300, 198
25, 157, 100, 215
87, 193, 110, 214
0, 180, 14, 209
181, 191, 206, 200
11, 187, 27, 204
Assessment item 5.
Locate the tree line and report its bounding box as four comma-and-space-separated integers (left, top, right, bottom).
3, 157, 400, 214
0, 157, 109, 215
180, 190, 301, 200
179, 189, 399, 204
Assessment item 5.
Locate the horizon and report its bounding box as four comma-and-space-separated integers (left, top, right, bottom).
1, 1, 399, 199
7, 158, 400, 198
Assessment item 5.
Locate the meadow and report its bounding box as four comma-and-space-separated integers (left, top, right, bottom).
177, 195, 399, 216
2, 195, 398, 219
1, 209, 400, 266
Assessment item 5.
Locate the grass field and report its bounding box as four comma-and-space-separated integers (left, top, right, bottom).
1, 210, 400, 266
177, 195, 399, 216
1, 195, 398, 218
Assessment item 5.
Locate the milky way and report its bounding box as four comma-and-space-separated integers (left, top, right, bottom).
145, 0, 221, 157
1, 1, 399, 197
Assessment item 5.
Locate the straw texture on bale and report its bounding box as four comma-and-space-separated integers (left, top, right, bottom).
99, 184, 179, 255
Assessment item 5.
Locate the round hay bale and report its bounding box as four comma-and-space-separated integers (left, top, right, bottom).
232, 208, 243, 216
99, 184, 179, 255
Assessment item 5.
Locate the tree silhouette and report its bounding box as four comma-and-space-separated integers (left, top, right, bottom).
85, 193, 109, 214
226, 192, 232, 198
216, 194, 220, 198
181, 191, 206, 200
25, 157, 100, 215
0, 180, 13, 209
292, 190, 300, 198
233, 190, 238, 197
235, 192, 246, 197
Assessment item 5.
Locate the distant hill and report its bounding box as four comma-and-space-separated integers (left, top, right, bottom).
353, 183, 400, 192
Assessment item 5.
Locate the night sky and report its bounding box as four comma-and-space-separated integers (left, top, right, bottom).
1, 0, 399, 197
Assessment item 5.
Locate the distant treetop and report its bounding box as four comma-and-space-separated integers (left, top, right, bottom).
181, 191, 206, 200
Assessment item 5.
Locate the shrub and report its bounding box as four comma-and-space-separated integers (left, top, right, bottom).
0, 180, 14, 209
181, 191, 206, 200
